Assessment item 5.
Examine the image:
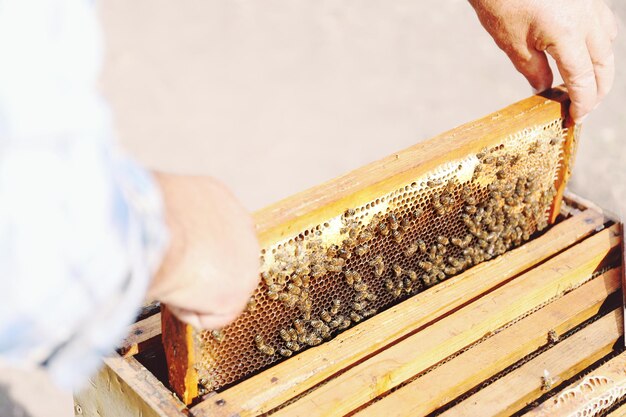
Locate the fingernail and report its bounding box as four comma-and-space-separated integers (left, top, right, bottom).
532, 87, 542, 95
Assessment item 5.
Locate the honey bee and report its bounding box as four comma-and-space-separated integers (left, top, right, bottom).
437, 236, 449, 245
392, 263, 403, 277
254, 334, 265, 347
355, 244, 370, 257
321, 310, 332, 323
366, 292, 378, 302
345, 208, 356, 217
338, 248, 351, 260
328, 318, 341, 329
311, 264, 327, 277
352, 302, 366, 311
267, 290, 279, 300
330, 299, 341, 315
370, 255, 385, 277
378, 222, 390, 236
359, 230, 374, 243
349, 311, 362, 323
294, 319, 306, 334
279, 329, 292, 342
286, 341, 301, 351
279, 348, 293, 357
354, 282, 368, 292
444, 267, 457, 276
418, 261, 433, 272
339, 318, 352, 330
354, 292, 368, 302
287, 283, 301, 295
310, 319, 324, 330
305, 334, 322, 346
363, 308, 377, 317
448, 257, 461, 268
385, 279, 395, 292
246, 297, 257, 312
211, 329, 225, 343
417, 239, 427, 253
413, 208, 424, 219
287, 328, 298, 340
392, 229, 403, 244
406, 270, 418, 282
404, 242, 418, 257
388, 213, 399, 230
259, 345, 275, 356
345, 270, 356, 286
400, 218, 410, 230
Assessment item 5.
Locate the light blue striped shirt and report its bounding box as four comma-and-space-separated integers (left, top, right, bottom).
0, 0, 168, 389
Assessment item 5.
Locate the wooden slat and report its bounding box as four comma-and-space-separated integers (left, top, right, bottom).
608, 402, 626, 417
549, 118, 578, 223
266, 225, 620, 417
439, 309, 623, 417
191, 209, 605, 417
523, 350, 626, 416
119, 313, 162, 357
356, 267, 622, 417
161, 305, 198, 405
74, 354, 187, 417
253, 88, 569, 248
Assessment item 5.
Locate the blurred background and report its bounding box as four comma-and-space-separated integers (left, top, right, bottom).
100, 0, 625, 213
1, 1, 624, 416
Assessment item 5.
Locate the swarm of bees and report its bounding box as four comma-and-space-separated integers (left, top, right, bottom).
197, 130, 563, 391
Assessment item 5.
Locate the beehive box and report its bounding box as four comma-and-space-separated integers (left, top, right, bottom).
74, 88, 626, 416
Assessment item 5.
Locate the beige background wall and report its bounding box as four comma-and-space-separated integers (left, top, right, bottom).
1, 1, 624, 416
100, 0, 625, 212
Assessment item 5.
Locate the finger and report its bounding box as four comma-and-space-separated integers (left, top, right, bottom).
506, 45, 554, 93
546, 40, 597, 123
586, 28, 615, 105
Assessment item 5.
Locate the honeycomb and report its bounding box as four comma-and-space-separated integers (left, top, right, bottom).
176, 119, 573, 395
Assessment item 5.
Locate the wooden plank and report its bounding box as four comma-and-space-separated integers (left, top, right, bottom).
439, 309, 623, 417
119, 313, 162, 357
74, 354, 187, 417
356, 267, 622, 417
265, 225, 620, 417
161, 305, 198, 405
253, 88, 570, 248
191, 209, 607, 417
549, 117, 579, 223
523, 350, 626, 417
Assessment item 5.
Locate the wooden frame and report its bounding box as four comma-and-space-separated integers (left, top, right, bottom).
162, 86, 577, 405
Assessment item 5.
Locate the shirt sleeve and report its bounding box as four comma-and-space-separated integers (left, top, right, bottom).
0, 0, 169, 389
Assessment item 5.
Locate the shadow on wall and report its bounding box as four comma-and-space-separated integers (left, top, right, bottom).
0, 384, 32, 417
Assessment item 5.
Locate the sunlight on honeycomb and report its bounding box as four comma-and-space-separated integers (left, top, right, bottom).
191, 120, 571, 393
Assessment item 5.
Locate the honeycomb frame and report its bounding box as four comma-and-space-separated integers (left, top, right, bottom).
162, 87, 578, 405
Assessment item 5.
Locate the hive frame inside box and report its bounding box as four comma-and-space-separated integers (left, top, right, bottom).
164, 86, 577, 403
74, 89, 626, 416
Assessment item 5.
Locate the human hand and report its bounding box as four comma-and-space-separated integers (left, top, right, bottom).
148, 172, 260, 330
469, 0, 618, 123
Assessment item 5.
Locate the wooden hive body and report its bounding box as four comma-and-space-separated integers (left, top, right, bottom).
74, 88, 626, 416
